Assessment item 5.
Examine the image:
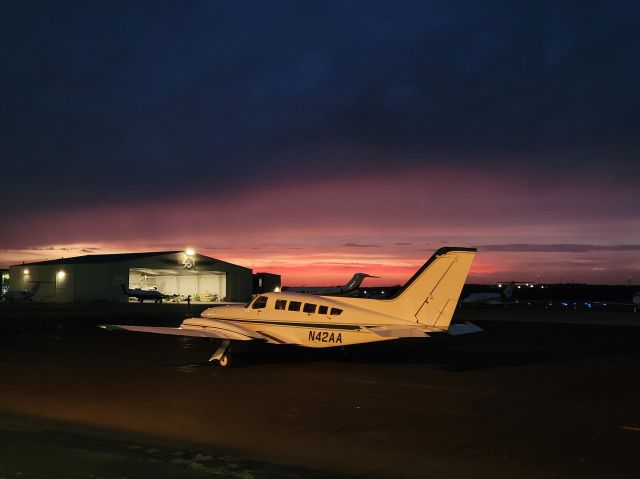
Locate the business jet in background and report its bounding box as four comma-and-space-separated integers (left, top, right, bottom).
103, 247, 480, 367
282, 272, 378, 296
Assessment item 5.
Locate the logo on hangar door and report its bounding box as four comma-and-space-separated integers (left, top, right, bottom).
183, 257, 195, 270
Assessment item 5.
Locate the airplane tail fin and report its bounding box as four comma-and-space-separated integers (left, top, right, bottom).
386, 247, 476, 329
502, 282, 515, 299
345, 273, 377, 290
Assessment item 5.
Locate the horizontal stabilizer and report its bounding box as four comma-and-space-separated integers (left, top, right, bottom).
364, 325, 429, 338
447, 322, 483, 336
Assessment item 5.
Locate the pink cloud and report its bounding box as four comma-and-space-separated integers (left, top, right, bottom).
2, 166, 638, 284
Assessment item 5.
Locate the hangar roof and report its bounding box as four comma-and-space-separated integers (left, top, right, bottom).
22, 251, 182, 266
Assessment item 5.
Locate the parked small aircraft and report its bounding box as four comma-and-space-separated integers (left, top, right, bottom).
461, 282, 516, 306
599, 292, 640, 313
282, 272, 378, 295
121, 284, 177, 303
1, 282, 40, 301
104, 247, 479, 366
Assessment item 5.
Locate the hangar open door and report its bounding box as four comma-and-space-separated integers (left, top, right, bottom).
128, 268, 226, 303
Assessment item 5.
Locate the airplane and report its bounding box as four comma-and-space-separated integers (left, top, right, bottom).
103, 247, 480, 367
461, 281, 516, 306
1, 282, 40, 301
282, 272, 379, 295
595, 291, 640, 313
121, 284, 178, 303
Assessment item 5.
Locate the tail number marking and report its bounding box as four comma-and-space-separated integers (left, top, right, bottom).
308, 331, 342, 344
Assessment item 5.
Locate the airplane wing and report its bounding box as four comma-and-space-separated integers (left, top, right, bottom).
100, 324, 259, 341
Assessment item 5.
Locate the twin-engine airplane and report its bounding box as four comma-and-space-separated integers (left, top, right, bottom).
282, 272, 378, 295
121, 284, 177, 303
103, 247, 479, 366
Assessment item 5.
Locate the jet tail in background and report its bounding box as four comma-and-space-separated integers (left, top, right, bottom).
344, 273, 378, 291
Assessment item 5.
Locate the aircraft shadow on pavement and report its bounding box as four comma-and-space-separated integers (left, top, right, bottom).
187, 321, 640, 371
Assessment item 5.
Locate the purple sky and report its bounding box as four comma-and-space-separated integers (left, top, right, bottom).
1, 1, 639, 285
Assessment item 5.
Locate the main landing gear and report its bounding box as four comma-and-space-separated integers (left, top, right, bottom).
209, 340, 232, 368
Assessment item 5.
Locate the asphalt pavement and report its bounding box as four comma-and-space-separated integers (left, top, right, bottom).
1, 303, 639, 478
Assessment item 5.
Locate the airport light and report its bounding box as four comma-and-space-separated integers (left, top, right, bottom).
23, 269, 30, 275
57, 270, 66, 280
274, 286, 281, 293
185, 248, 195, 256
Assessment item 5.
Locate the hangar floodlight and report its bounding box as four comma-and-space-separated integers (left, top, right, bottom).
23, 269, 30, 275
57, 270, 66, 280
185, 248, 195, 256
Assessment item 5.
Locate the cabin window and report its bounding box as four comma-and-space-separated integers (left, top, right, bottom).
303, 303, 317, 314
318, 305, 328, 314
252, 296, 268, 309
275, 299, 287, 310
330, 307, 343, 316
288, 301, 301, 312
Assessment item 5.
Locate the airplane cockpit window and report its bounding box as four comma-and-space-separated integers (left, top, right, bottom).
303, 303, 317, 314
252, 296, 268, 309
318, 305, 328, 314
330, 307, 343, 316
288, 301, 301, 311
275, 299, 287, 310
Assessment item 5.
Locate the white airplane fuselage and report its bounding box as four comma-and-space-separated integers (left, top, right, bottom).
283, 273, 376, 296
461, 292, 503, 305
193, 292, 423, 348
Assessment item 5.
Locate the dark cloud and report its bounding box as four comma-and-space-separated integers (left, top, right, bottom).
1, 0, 639, 215
480, 244, 640, 253
342, 243, 382, 248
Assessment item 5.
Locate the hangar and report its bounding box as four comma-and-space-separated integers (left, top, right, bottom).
8, 251, 259, 303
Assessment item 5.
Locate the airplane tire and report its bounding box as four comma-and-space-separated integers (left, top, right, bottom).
218, 354, 232, 368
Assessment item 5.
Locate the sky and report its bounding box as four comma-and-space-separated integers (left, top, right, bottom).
1, 0, 639, 285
